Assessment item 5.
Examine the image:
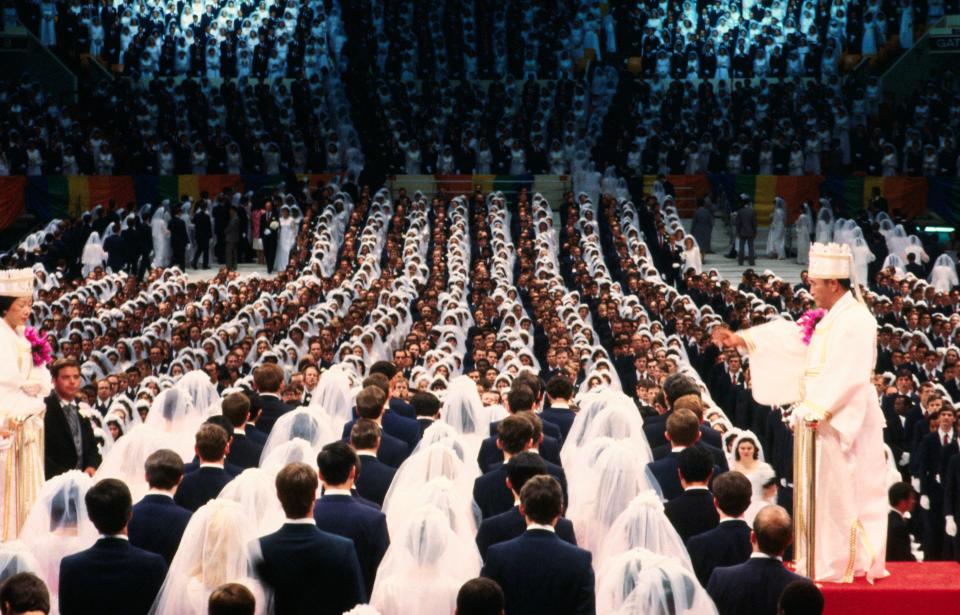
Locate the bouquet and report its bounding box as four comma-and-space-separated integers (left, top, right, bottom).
797, 309, 826, 346
24, 327, 53, 367
270, 220, 280, 231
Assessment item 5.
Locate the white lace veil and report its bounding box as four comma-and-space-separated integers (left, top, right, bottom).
259, 408, 337, 466
0, 541, 39, 584
309, 365, 358, 424
175, 370, 222, 417
149, 499, 269, 615
260, 438, 320, 476
596, 492, 692, 574
599, 549, 717, 615
96, 429, 189, 501
21, 471, 98, 596
217, 468, 286, 535
440, 375, 490, 438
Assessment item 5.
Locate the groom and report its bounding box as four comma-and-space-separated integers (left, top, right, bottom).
44, 358, 100, 480
260, 201, 278, 274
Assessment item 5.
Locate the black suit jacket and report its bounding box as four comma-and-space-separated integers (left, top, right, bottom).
473, 460, 568, 519
540, 406, 576, 442
355, 454, 396, 507
44, 394, 101, 480
886, 510, 916, 562
489, 418, 562, 442
652, 440, 729, 473
644, 413, 723, 450
168, 216, 188, 249
663, 488, 719, 542
128, 494, 192, 564
59, 537, 167, 615
687, 519, 752, 586
258, 522, 366, 615
648, 452, 722, 501
476, 506, 577, 560
245, 423, 268, 445
226, 432, 264, 470
478, 435, 562, 473
174, 466, 234, 511
313, 495, 389, 595
374, 430, 410, 468
482, 530, 594, 615
707, 557, 804, 615
256, 394, 293, 434
341, 410, 421, 451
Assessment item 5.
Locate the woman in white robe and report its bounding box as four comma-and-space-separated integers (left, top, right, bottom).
795, 203, 812, 264
151, 206, 170, 268
274, 206, 297, 271
597, 549, 717, 615
0, 274, 52, 540
730, 431, 776, 500
929, 254, 959, 293
595, 492, 692, 575
680, 236, 702, 275
766, 198, 787, 259
81, 232, 107, 276
815, 206, 834, 244
850, 236, 875, 286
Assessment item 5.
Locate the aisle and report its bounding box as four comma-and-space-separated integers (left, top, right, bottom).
686, 220, 807, 286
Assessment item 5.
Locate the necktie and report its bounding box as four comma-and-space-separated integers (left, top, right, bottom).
945, 434, 950, 446
63, 403, 83, 463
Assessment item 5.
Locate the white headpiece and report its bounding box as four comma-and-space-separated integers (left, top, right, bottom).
0, 268, 34, 297
808, 243, 852, 280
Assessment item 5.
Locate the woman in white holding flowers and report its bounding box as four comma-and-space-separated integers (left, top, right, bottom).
274, 205, 297, 272
0, 269, 52, 540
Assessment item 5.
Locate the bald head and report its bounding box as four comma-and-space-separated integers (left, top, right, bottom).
753, 505, 793, 557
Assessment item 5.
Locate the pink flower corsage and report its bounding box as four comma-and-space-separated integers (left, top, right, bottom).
24, 327, 53, 367
797, 309, 826, 346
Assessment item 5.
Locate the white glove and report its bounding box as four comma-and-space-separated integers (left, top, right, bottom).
900, 452, 910, 466
912, 477, 921, 492
946, 516, 957, 537
263, 229, 272, 236
921, 495, 930, 510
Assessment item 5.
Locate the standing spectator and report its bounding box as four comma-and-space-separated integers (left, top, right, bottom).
224, 207, 241, 271
735, 197, 758, 267
191, 201, 213, 269
887, 482, 918, 562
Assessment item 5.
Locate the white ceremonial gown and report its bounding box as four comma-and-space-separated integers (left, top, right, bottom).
740, 291, 888, 583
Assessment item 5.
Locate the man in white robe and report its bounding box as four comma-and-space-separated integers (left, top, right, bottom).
712, 242, 888, 583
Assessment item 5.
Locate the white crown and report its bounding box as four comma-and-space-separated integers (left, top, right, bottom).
808, 243, 852, 280
0, 269, 34, 298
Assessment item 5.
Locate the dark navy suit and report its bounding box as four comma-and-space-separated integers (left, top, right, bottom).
256, 394, 293, 435
472, 460, 568, 519
59, 537, 167, 615
663, 487, 719, 542
706, 556, 804, 615
389, 397, 416, 419
313, 494, 389, 595
644, 415, 723, 449
355, 453, 396, 507
647, 451, 722, 501
540, 405, 576, 442
174, 465, 234, 511
481, 529, 595, 615
373, 430, 410, 468
341, 410, 421, 451
476, 507, 577, 560
488, 418, 562, 442
687, 519, 752, 586
258, 522, 366, 615
478, 436, 562, 473
227, 431, 264, 470
128, 493, 192, 564
245, 423, 268, 445
651, 440, 729, 472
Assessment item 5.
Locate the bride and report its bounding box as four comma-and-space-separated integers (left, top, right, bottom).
0, 269, 52, 539
274, 205, 297, 271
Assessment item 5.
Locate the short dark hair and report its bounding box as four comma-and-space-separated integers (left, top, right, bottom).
368, 360, 399, 380
195, 423, 230, 462
49, 358, 80, 379
0, 297, 15, 318
545, 376, 574, 401
677, 446, 713, 483
889, 482, 914, 507
505, 452, 548, 495
362, 373, 391, 396
519, 475, 563, 523
221, 393, 251, 428
513, 373, 543, 400
316, 441, 358, 486
777, 580, 824, 615
456, 577, 504, 615
754, 505, 793, 556
208, 582, 256, 615
0, 573, 49, 615
253, 363, 283, 393
712, 471, 753, 517
411, 391, 441, 418
497, 415, 534, 455
356, 386, 387, 420
662, 374, 700, 406
506, 386, 535, 413
85, 479, 132, 535
144, 449, 184, 490
666, 409, 700, 447
275, 462, 317, 518
350, 418, 381, 450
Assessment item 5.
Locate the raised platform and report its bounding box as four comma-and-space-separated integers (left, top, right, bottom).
820, 562, 960, 614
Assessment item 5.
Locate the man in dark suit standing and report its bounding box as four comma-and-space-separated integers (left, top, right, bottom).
258, 462, 366, 615
174, 424, 235, 512
664, 446, 719, 542
136, 211, 153, 278
254, 364, 292, 435
734, 196, 757, 266
368, 360, 417, 420
348, 386, 409, 468
476, 452, 577, 561
341, 373, 421, 451
481, 476, 594, 615
121, 215, 140, 275
541, 376, 577, 442
887, 482, 917, 562
648, 410, 720, 501
350, 420, 396, 507
314, 442, 389, 596
44, 359, 101, 480
478, 387, 562, 472
59, 479, 168, 615
222, 392, 263, 470
260, 201, 278, 274
687, 471, 753, 586
411, 391, 441, 436
706, 505, 804, 615
191, 200, 213, 269
128, 449, 192, 564
168, 204, 189, 271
